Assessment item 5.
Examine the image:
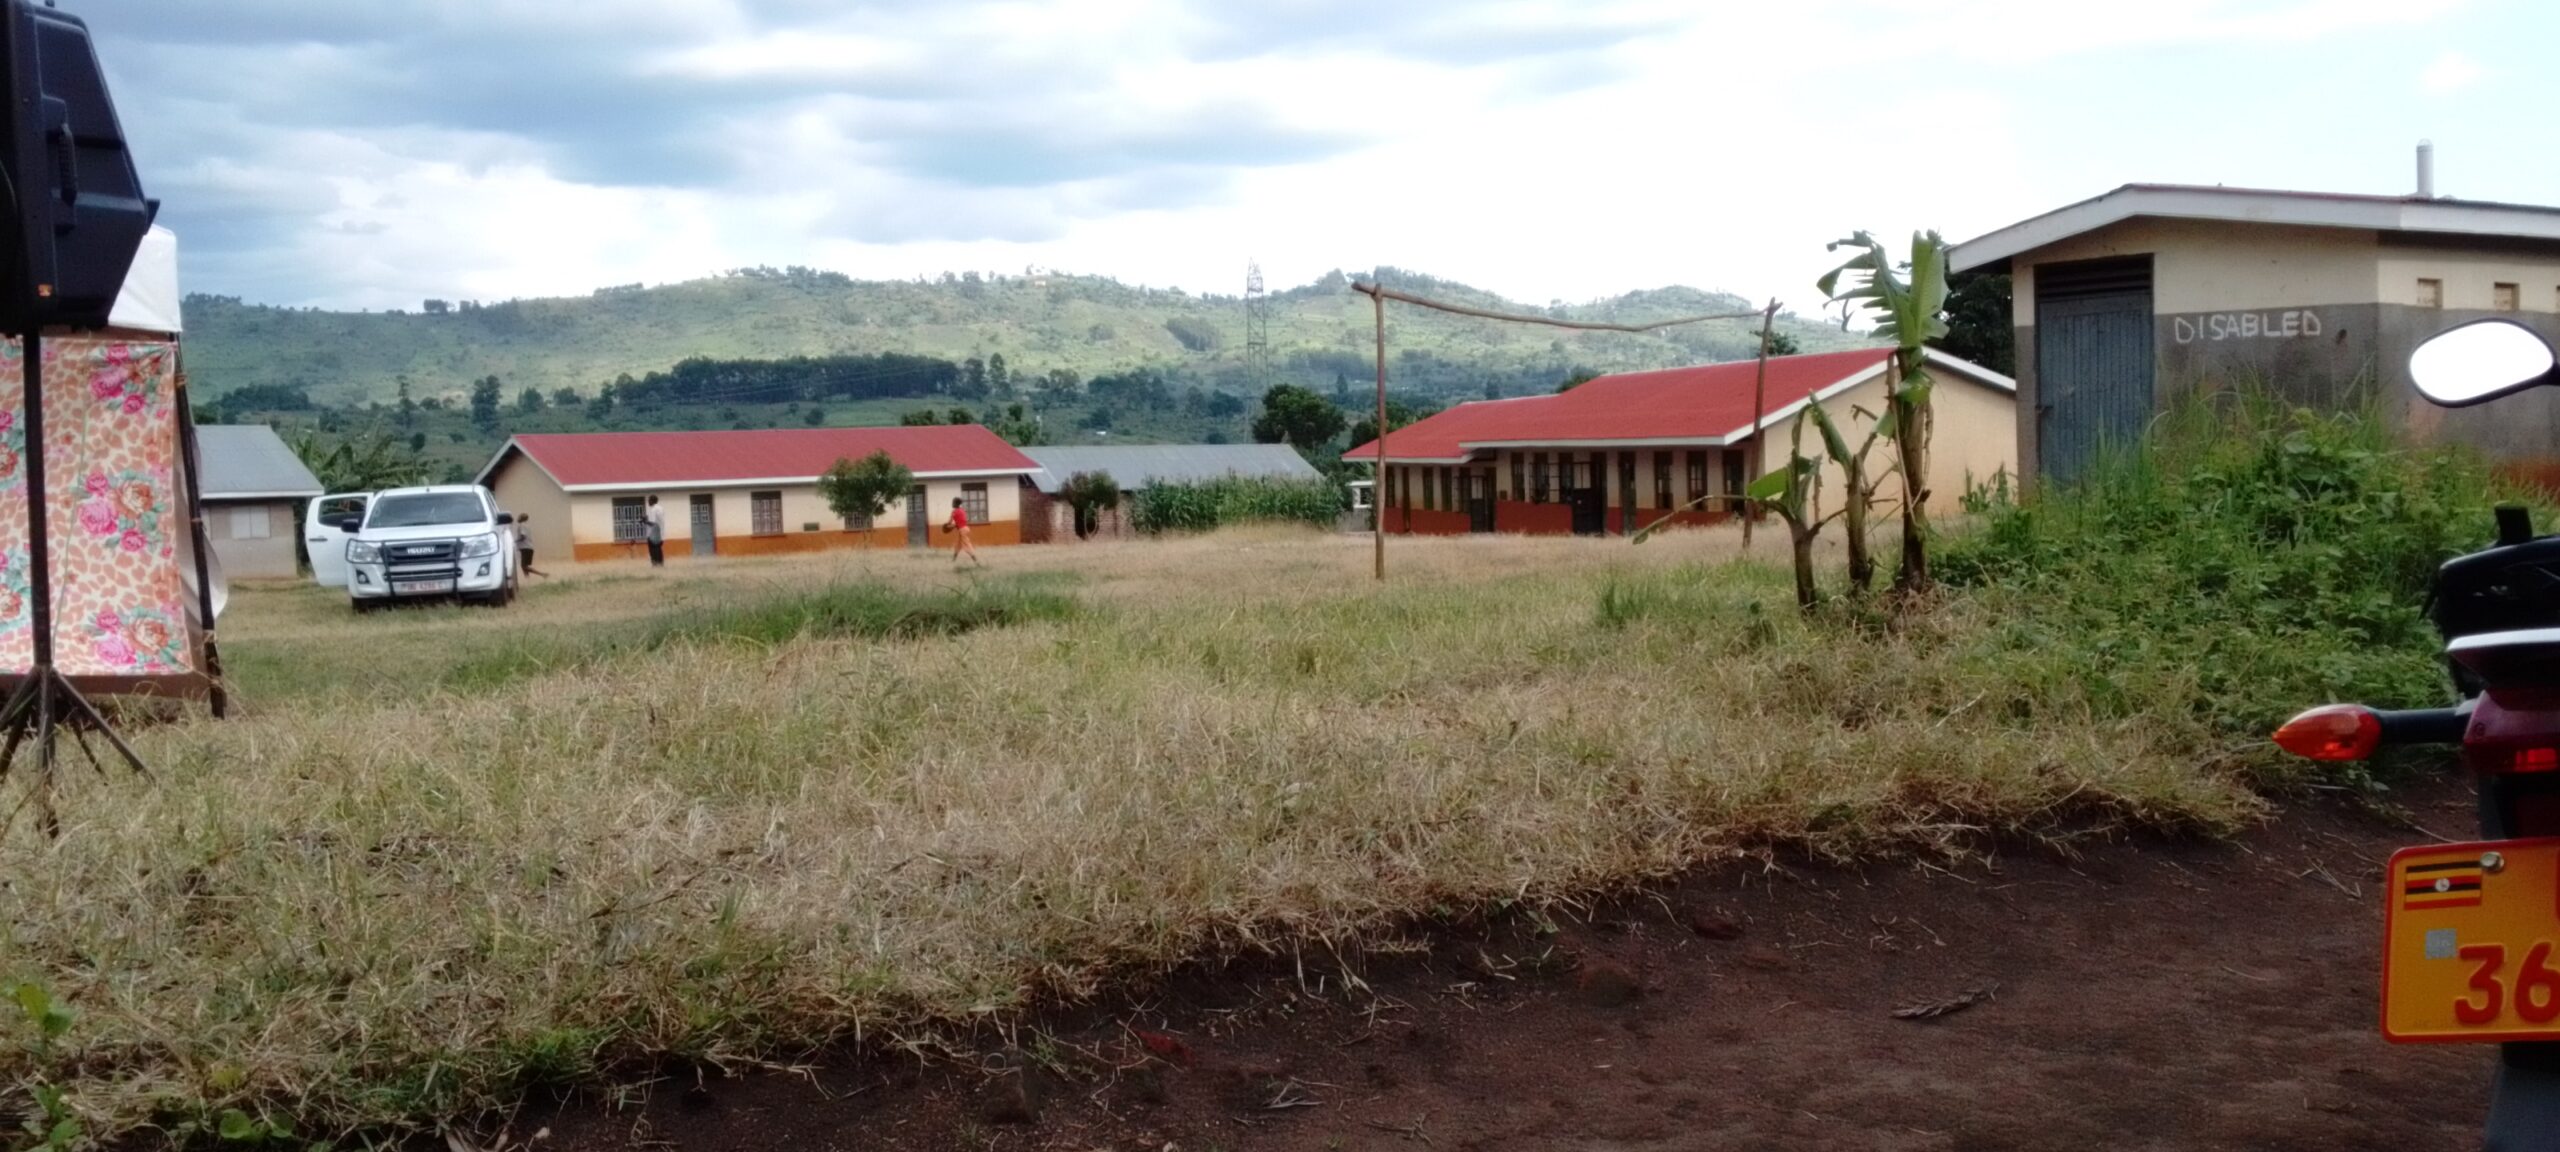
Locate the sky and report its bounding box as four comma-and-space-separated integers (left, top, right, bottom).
78, 0, 2548, 315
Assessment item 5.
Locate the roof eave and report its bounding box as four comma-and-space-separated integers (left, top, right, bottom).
556, 467, 1041, 494
1950, 185, 2560, 272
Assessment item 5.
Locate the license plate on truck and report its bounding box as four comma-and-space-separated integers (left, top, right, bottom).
393, 579, 455, 596
2383, 837, 2560, 1042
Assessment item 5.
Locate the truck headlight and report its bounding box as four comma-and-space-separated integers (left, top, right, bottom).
346, 540, 381, 564
459, 534, 499, 559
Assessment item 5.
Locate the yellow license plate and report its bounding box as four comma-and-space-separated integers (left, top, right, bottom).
2384, 837, 2560, 1043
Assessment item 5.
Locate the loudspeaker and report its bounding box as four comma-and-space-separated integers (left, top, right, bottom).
0, 0, 155, 334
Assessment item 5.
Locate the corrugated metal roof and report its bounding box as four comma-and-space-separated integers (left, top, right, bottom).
1949, 183, 2560, 272
1021, 444, 1322, 495
195, 424, 323, 500
1344, 349, 2014, 462
485, 426, 1040, 491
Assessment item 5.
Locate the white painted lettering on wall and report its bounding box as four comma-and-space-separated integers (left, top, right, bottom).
2172, 310, 2324, 344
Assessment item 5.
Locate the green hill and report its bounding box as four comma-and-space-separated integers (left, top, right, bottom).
180, 266, 1858, 409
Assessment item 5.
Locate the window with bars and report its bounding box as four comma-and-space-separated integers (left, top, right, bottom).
2417, 278, 2443, 308
962, 482, 989, 525
1654, 452, 1673, 510
844, 505, 872, 532
1531, 453, 1550, 503
1617, 452, 1635, 511
1687, 451, 1708, 504
229, 506, 271, 540
1723, 451, 1747, 507
611, 497, 647, 543
1510, 455, 1525, 502
751, 491, 783, 536
1423, 466, 1438, 511
2495, 282, 2520, 312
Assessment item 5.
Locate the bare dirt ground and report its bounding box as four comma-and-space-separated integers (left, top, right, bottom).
535, 771, 2493, 1152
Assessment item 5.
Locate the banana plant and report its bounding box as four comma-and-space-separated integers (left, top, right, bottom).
1743, 408, 1842, 610
1818, 230, 1951, 594
1805, 401, 1909, 594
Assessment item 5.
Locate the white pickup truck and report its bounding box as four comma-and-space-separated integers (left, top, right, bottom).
333, 484, 521, 610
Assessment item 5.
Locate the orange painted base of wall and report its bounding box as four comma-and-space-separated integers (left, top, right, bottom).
569, 520, 1021, 563
1494, 501, 1574, 534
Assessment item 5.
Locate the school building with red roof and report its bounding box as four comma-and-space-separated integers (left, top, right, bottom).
476, 425, 1040, 562
1344, 348, 2018, 536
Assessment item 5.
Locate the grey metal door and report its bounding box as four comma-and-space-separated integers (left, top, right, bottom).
2034, 256, 2154, 487
689, 495, 715, 556
906, 487, 928, 548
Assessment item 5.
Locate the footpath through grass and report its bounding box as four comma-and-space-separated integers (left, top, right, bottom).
0, 401, 2520, 1145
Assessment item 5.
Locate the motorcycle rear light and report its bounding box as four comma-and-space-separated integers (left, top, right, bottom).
2460, 691, 2560, 775
2509, 747, 2558, 773
2274, 704, 2381, 761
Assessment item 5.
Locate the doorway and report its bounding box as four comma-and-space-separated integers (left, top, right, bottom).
906, 486, 928, 548
2034, 255, 2155, 486
688, 494, 715, 556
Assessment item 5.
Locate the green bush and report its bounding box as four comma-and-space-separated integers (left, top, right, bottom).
1129, 476, 1340, 534
1937, 387, 2526, 747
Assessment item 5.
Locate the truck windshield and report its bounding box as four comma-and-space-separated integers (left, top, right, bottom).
367, 493, 486, 529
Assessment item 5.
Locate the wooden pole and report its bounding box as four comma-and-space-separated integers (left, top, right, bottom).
1744, 301, 1776, 548
1372, 287, 1387, 582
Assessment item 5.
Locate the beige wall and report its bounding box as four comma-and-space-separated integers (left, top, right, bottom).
2374, 244, 2560, 311
488, 455, 575, 563
2014, 219, 2382, 321
204, 500, 301, 580
558, 475, 1024, 554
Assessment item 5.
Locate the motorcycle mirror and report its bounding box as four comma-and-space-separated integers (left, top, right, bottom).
2409, 318, 2560, 408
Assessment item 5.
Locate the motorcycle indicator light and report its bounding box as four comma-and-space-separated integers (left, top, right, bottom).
2274, 704, 2382, 761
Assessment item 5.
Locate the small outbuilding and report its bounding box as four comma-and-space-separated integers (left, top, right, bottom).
1948, 163, 2560, 486
194, 424, 323, 580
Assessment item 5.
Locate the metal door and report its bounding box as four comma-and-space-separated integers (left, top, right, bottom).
1467, 470, 1495, 533
689, 494, 715, 556
2034, 256, 2154, 487
1616, 451, 1636, 535
906, 486, 928, 548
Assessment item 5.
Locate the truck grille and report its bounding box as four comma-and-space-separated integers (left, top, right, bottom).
383, 539, 463, 582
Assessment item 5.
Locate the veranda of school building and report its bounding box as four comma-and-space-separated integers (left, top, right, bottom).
477, 426, 1037, 563
1345, 349, 2018, 536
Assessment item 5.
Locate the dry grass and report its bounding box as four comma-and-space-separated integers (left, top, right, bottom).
2, 527, 2258, 1143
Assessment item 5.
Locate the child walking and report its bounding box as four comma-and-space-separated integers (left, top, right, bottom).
945, 497, 982, 565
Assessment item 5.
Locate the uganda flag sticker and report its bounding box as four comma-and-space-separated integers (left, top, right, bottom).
2400, 851, 2486, 910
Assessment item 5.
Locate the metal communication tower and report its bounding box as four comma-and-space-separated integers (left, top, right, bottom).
1244, 260, 1271, 390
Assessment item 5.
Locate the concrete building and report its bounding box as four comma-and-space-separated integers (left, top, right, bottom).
1948, 175, 2560, 485
1018, 443, 1323, 542
1345, 349, 2016, 536
194, 424, 323, 580
476, 426, 1038, 563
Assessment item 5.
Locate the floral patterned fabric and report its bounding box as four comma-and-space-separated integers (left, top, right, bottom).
0, 335, 192, 676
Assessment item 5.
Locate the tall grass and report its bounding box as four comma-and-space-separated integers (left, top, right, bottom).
1938, 387, 2519, 756
0, 504, 2398, 1144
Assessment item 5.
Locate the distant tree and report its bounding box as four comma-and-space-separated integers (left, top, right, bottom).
220, 383, 315, 412
987, 353, 1011, 396
470, 375, 502, 431
1331, 372, 1353, 407
1933, 270, 2013, 376
1203, 429, 1230, 445
1252, 384, 1346, 455
719, 406, 741, 423
803, 406, 826, 426
1038, 369, 1081, 406
946, 406, 975, 425
192, 401, 222, 425
395, 376, 416, 429
419, 396, 444, 411
1059, 470, 1120, 539
408, 431, 428, 452
1347, 398, 1434, 449
1078, 407, 1114, 432
1202, 391, 1246, 420
818, 451, 914, 536
1555, 368, 1602, 393
1764, 329, 1803, 357
422, 299, 451, 315
989, 402, 1043, 446
553, 387, 582, 406
289, 430, 429, 492
1483, 381, 1500, 401
899, 409, 942, 426
448, 431, 467, 444
517, 387, 546, 415
963, 356, 988, 395
592, 383, 617, 418
1164, 316, 1221, 352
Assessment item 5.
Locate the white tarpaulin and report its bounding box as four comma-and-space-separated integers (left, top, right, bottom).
105, 225, 181, 335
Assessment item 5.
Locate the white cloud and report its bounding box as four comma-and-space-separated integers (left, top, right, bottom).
2421, 49, 2486, 92
93, 0, 2504, 316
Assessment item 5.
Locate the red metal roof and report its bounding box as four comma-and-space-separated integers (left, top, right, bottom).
1346, 349, 1899, 461
494, 426, 1039, 489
